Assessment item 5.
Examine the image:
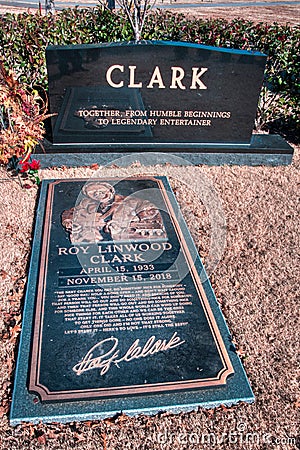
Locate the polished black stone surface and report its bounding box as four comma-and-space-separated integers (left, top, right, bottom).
11, 177, 254, 424
53, 86, 153, 140
46, 41, 266, 147
28, 177, 234, 401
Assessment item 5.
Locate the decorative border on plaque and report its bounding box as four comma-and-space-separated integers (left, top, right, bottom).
29, 177, 234, 402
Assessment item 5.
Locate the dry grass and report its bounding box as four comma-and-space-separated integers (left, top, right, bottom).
0, 3, 299, 447
0, 142, 299, 449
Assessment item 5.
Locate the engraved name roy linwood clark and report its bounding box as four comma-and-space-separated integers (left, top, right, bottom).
73, 332, 185, 376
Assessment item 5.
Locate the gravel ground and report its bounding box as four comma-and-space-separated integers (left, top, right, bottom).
0, 142, 299, 449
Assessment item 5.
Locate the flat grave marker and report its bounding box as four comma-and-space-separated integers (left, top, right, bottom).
11, 176, 254, 424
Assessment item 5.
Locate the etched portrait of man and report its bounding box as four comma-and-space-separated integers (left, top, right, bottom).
61, 181, 166, 243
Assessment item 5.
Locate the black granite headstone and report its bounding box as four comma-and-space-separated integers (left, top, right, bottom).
47, 41, 266, 147
43, 41, 294, 164
10, 177, 254, 424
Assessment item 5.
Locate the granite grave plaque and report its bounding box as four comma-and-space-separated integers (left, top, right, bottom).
11, 176, 254, 424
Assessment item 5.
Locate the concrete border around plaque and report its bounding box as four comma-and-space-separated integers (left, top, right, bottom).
10, 176, 254, 425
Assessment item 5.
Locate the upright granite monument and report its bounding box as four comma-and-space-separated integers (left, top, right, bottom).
42, 40, 293, 165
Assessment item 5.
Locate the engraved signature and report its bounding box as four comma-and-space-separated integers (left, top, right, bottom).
72, 332, 185, 376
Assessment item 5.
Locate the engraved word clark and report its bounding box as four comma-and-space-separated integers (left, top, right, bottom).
106, 65, 208, 90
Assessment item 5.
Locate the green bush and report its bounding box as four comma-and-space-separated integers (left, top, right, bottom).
0, 8, 132, 86
0, 8, 299, 136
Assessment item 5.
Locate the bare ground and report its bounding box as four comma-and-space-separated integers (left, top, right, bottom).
0, 0, 299, 25
167, 0, 300, 26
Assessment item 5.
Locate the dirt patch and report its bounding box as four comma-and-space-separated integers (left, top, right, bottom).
177, 5, 299, 26
0, 0, 299, 25
156, 0, 300, 25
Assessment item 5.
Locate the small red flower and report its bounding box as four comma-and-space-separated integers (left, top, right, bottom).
20, 161, 30, 173
29, 159, 40, 170
22, 103, 31, 115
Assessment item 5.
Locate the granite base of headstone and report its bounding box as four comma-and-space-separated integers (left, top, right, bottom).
38, 133, 293, 167
10, 176, 254, 425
